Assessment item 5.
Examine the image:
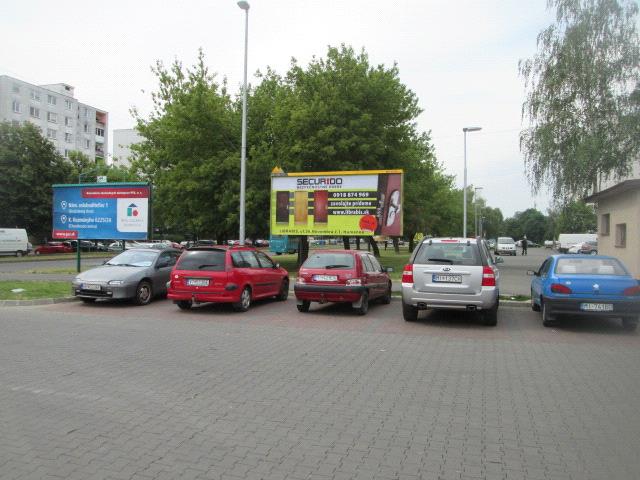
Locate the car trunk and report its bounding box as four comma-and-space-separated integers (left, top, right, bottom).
172, 269, 229, 293
298, 268, 353, 286
413, 264, 483, 295
556, 274, 634, 297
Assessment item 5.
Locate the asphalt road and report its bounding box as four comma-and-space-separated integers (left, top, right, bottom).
1, 298, 639, 480
495, 247, 551, 297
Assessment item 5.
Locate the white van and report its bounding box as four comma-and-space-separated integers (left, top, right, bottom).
0, 228, 29, 257
557, 233, 597, 253
495, 237, 517, 256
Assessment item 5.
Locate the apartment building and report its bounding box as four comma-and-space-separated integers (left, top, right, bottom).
112, 128, 142, 168
0, 75, 108, 163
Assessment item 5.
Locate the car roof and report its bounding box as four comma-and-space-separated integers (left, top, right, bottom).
307, 249, 358, 255
422, 237, 478, 244
552, 254, 617, 260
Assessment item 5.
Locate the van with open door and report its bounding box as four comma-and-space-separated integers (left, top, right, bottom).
0, 228, 29, 257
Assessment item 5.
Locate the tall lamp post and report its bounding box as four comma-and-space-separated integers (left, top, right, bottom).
474, 186, 483, 237
462, 126, 482, 237
238, 0, 250, 246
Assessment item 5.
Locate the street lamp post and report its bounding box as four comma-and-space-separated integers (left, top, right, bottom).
238, 0, 250, 246
474, 186, 483, 237
462, 126, 482, 237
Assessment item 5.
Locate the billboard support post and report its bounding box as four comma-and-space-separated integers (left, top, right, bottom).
76, 244, 81, 273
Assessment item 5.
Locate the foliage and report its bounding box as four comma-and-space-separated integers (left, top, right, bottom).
480, 206, 504, 239
0, 122, 72, 241
0, 280, 71, 300
503, 208, 547, 243
519, 0, 640, 200
554, 200, 597, 233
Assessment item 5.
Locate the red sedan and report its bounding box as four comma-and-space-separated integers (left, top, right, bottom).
34, 242, 74, 255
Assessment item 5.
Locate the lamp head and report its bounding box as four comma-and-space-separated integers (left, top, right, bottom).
463, 127, 482, 133
238, 1, 250, 10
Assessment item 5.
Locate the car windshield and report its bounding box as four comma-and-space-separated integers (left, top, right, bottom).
302, 253, 355, 269
177, 250, 226, 271
106, 250, 158, 267
414, 243, 481, 266
555, 258, 627, 275
498, 237, 514, 244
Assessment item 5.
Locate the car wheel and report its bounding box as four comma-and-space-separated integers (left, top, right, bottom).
296, 300, 310, 312
81, 298, 95, 304
35, 250, 41, 255
233, 287, 251, 312
177, 300, 192, 310
380, 283, 392, 304
276, 278, 289, 301
354, 291, 369, 315
590, 250, 597, 255
531, 290, 540, 311
483, 302, 498, 326
402, 301, 418, 322
134, 281, 153, 306
542, 301, 554, 327
622, 317, 638, 332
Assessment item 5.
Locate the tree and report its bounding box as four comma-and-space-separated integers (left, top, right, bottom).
502, 208, 548, 243
0, 122, 72, 241
481, 206, 504, 239
519, 0, 640, 200
555, 200, 597, 233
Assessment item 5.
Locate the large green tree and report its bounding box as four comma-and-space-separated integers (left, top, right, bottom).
503, 208, 548, 243
555, 200, 597, 233
519, 0, 640, 200
0, 122, 72, 241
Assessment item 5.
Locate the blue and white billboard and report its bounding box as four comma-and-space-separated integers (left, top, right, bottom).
52, 183, 150, 240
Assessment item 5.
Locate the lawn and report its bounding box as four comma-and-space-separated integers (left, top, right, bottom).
0, 281, 71, 300
19, 267, 89, 274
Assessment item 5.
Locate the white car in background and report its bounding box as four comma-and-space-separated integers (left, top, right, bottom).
567, 243, 582, 254
495, 237, 517, 256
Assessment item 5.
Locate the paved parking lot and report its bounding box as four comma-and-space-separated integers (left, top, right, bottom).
1, 298, 639, 480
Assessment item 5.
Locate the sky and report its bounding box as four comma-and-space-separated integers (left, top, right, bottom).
0, 0, 556, 217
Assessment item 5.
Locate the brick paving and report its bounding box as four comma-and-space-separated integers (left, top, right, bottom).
0, 299, 639, 480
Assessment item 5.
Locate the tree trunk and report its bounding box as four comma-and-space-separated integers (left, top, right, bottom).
297, 236, 309, 266
393, 237, 400, 253
355, 237, 361, 250
368, 237, 381, 257
408, 233, 416, 252
342, 236, 350, 250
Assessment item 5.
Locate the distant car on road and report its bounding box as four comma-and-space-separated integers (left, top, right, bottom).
72, 248, 181, 305
487, 239, 496, 249
495, 237, 516, 256
544, 240, 554, 248
529, 255, 640, 331
35, 242, 74, 255
578, 241, 598, 255
567, 243, 582, 254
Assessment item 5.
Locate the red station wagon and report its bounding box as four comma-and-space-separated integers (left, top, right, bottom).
167, 246, 289, 312
294, 250, 392, 315
34, 242, 74, 255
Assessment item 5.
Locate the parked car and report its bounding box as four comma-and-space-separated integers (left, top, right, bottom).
34, 242, 75, 255
401, 238, 502, 325
557, 233, 597, 253
487, 239, 496, 250
167, 246, 289, 312
544, 240, 554, 249
567, 243, 582, 254
529, 255, 640, 331
578, 241, 598, 255
495, 237, 516, 256
72, 247, 181, 305
0, 228, 29, 257
517, 240, 540, 248
294, 250, 392, 315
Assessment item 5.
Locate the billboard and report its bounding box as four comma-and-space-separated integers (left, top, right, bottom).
51, 183, 150, 240
270, 170, 403, 236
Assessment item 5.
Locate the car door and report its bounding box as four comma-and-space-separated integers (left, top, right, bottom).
153, 251, 176, 293
255, 251, 282, 296
232, 250, 264, 296
360, 254, 378, 299
531, 258, 551, 300
366, 254, 386, 298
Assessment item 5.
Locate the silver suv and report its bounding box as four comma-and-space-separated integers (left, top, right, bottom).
401, 237, 503, 325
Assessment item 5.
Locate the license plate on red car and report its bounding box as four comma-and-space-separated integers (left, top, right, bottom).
313, 275, 337, 282
186, 278, 209, 287
580, 303, 613, 312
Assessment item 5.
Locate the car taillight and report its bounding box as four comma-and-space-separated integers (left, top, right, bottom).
346, 278, 362, 286
401, 264, 413, 284
481, 266, 496, 286
551, 283, 572, 294
623, 285, 640, 296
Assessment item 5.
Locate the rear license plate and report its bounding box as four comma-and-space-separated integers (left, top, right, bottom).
82, 283, 101, 291
186, 278, 210, 287
580, 303, 613, 312
432, 274, 462, 283
313, 275, 337, 282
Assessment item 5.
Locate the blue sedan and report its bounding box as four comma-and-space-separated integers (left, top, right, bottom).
529, 255, 640, 331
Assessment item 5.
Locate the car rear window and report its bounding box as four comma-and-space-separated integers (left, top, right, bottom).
302, 253, 355, 269
555, 258, 627, 276
176, 250, 226, 271
414, 242, 481, 266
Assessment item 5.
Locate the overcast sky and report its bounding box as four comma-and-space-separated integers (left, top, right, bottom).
1, 0, 556, 217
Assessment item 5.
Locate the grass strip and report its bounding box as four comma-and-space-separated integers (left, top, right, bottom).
0, 280, 71, 300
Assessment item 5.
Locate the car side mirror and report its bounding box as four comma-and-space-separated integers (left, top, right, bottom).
494, 256, 504, 264
526, 270, 537, 276
273, 263, 280, 269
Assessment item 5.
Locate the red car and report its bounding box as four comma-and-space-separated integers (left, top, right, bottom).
294, 250, 392, 315
167, 246, 289, 312
34, 242, 74, 255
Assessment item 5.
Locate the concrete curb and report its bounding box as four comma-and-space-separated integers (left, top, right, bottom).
0, 297, 79, 307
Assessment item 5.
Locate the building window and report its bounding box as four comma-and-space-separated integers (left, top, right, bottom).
85, 139, 91, 149
95, 127, 104, 137
615, 224, 626, 248
83, 123, 89, 133
65, 99, 72, 110
12, 84, 20, 94
46, 128, 57, 140
83, 107, 89, 118
47, 94, 57, 106
29, 106, 40, 118
12, 100, 21, 113
65, 133, 73, 143
30, 90, 41, 102
601, 213, 610, 236
65, 117, 72, 127
47, 112, 57, 123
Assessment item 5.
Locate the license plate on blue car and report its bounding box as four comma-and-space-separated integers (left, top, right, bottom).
580, 303, 613, 312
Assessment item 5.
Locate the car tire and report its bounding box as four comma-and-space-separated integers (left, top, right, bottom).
296, 300, 310, 312
380, 283, 392, 304
15, 251, 23, 257
134, 281, 153, 306
233, 287, 251, 312
590, 250, 597, 255
531, 291, 541, 312
542, 301, 554, 327
402, 302, 418, 322
276, 278, 289, 301
35, 250, 41, 255
354, 292, 369, 316
177, 300, 192, 310
80, 298, 95, 304
622, 317, 638, 332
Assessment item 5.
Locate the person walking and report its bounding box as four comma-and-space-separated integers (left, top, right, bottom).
521, 235, 528, 256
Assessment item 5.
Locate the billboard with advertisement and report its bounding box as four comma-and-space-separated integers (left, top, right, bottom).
270, 170, 403, 236
51, 183, 150, 240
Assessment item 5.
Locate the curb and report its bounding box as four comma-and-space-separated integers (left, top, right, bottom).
0, 297, 79, 307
